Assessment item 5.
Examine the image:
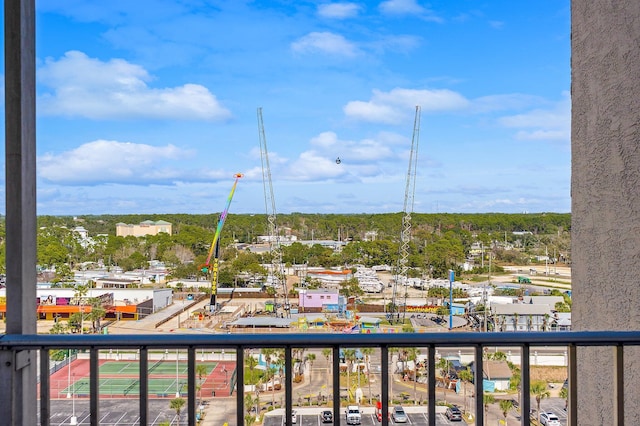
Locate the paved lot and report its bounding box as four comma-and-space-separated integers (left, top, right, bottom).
263, 407, 468, 426
43, 399, 188, 425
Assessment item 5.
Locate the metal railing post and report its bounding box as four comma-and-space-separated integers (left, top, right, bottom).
427, 345, 435, 426
614, 344, 624, 426
333, 346, 341, 426
521, 345, 530, 426
381, 346, 389, 426
90, 348, 99, 425
40, 348, 51, 426
188, 347, 196, 425
285, 346, 293, 426
236, 347, 245, 426
139, 348, 148, 425
474, 345, 484, 425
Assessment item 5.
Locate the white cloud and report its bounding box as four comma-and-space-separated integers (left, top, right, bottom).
370, 35, 421, 54
379, 0, 442, 22
317, 3, 361, 19
38, 51, 232, 120
498, 93, 570, 142
344, 88, 469, 124
39, 140, 196, 185
291, 32, 360, 57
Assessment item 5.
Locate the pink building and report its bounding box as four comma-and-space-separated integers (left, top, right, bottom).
299, 289, 340, 312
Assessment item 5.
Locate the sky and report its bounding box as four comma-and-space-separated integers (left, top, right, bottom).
1, 0, 571, 216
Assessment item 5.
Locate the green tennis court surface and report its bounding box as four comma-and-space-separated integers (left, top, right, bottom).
63, 377, 189, 396
99, 360, 217, 376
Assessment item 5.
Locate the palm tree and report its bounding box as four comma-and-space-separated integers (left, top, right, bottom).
499, 399, 514, 425
196, 364, 207, 405
85, 297, 105, 333
405, 347, 420, 403
458, 367, 474, 414
559, 386, 568, 411
343, 349, 357, 395
244, 394, 257, 426
361, 347, 374, 404
322, 348, 332, 401
483, 393, 495, 420
306, 353, 316, 405
169, 397, 186, 424
435, 356, 451, 403
245, 351, 258, 383
530, 380, 550, 421
261, 348, 278, 406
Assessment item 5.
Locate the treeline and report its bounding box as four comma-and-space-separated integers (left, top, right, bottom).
35, 212, 571, 242
0, 213, 571, 282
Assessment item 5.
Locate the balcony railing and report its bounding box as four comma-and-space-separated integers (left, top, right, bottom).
2, 331, 640, 426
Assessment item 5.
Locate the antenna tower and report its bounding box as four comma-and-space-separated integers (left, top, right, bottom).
258, 107, 289, 316
391, 105, 421, 323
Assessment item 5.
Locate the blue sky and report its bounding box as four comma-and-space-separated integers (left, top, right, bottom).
2, 0, 570, 216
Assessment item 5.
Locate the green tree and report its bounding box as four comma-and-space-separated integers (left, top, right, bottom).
559, 386, 568, 411
339, 278, 363, 297
458, 367, 474, 413
530, 380, 550, 421
306, 353, 316, 405
343, 349, 357, 393
483, 393, 495, 419
404, 347, 420, 403
169, 397, 186, 423
499, 399, 514, 425
85, 298, 106, 333
361, 347, 374, 404
322, 348, 332, 396
196, 364, 208, 404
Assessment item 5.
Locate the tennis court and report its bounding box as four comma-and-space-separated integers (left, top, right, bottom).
50, 358, 236, 399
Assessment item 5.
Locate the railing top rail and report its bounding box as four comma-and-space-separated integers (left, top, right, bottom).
2, 331, 640, 349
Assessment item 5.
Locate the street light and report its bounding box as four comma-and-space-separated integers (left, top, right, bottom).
67, 349, 72, 399
70, 373, 77, 425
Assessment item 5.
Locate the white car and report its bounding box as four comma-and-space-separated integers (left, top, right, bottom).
291, 410, 297, 424
539, 412, 561, 426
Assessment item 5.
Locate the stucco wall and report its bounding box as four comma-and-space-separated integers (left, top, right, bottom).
571, 0, 640, 424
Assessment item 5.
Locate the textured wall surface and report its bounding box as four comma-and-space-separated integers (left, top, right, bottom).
572, 0, 640, 424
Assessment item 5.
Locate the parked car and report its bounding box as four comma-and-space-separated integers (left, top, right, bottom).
445, 406, 463, 422
292, 410, 297, 424
321, 410, 333, 423
392, 406, 408, 423
539, 412, 561, 426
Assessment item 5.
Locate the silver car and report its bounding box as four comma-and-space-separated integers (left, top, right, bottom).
392, 406, 408, 423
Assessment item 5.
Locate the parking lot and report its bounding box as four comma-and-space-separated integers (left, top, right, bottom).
263, 408, 468, 426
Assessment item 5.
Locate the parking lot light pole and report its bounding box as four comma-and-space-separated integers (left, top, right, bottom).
176, 349, 180, 398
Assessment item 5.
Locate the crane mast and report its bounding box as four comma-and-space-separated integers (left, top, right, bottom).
391, 105, 421, 323
257, 107, 289, 316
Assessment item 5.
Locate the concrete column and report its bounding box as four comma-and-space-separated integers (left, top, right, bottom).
1, 0, 38, 424
572, 0, 640, 424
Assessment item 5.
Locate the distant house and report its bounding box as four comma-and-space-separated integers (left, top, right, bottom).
469, 360, 513, 391
95, 277, 140, 289
116, 220, 172, 237
491, 303, 556, 332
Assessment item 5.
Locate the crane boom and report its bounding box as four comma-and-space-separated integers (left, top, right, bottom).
203, 173, 243, 313
258, 107, 289, 315
391, 105, 421, 323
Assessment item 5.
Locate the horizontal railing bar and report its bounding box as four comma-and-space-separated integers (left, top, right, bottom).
3, 331, 640, 349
